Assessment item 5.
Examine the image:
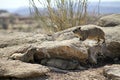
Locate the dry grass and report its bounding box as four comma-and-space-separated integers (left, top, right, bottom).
29, 0, 89, 33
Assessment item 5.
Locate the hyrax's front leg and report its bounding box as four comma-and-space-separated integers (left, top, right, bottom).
79, 38, 82, 40
97, 36, 105, 44
102, 37, 105, 43
97, 38, 101, 44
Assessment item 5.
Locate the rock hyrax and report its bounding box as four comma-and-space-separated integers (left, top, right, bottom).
73, 25, 105, 43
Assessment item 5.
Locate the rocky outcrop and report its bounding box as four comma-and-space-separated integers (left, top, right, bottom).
10, 38, 108, 67
98, 14, 120, 27
8, 24, 120, 66
8, 38, 88, 64
103, 64, 120, 80
0, 59, 50, 78
3, 24, 119, 66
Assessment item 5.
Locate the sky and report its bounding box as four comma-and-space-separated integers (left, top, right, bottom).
0, 0, 120, 10
0, 0, 29, 9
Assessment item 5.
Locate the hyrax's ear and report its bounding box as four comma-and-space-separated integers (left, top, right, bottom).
78, 27, 81, 30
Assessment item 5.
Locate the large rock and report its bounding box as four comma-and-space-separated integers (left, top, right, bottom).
102, 26, 120, 59
9, 39, 107, 66
35, 38, 88, 63
0, 59, 50, 78
98, 14, 120, 27
103, 64, 120, 80
8, 24, 114, 65
8, 40, 88, 70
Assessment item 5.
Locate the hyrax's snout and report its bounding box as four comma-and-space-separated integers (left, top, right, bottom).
30, 47, 37, 52
79, 37, 85, 41
73, 28, 80, 34
73, 28, 81, 38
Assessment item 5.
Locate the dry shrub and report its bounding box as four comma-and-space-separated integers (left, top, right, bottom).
29, 0, 89, 33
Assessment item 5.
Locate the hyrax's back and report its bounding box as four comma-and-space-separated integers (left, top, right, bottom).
82, 25, 104, 37
82, 25, 105, 43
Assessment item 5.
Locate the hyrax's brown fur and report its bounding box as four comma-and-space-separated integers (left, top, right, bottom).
73, 25, 105, 43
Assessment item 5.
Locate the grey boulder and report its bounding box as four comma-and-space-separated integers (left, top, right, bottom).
98, 14, 120, 27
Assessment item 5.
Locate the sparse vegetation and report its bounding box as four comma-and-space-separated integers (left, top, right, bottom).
29, 0, 89, 33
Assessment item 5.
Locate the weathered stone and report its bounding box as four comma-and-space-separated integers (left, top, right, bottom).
41, 58, 85, 70
103, 64, 120, 80
102, 26, 120, 42
98, 14, 120, 27
104, 42, 120, 59
9, 46, 37, 63
35, 38, 88, 63
0, 59, 50, 78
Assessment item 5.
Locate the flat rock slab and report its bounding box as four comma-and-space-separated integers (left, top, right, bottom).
0, 59, 50, 78
103, 64, 120, 80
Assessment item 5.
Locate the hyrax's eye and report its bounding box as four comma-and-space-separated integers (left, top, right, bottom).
78, 27, 81, 30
